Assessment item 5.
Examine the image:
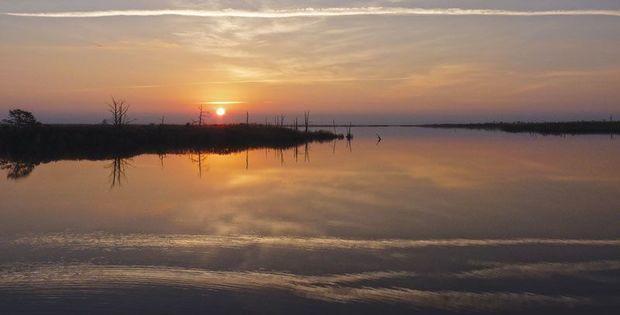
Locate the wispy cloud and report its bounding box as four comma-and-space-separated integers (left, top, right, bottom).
66, 76, 412, 92
4, 7, 620, 18
206, 101, 245, 105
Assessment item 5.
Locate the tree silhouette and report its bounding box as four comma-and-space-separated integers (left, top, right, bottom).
107, 97, 134, 127
2, 109, 39, 127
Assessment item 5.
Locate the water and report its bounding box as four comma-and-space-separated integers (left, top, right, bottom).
1, 127, 619, 314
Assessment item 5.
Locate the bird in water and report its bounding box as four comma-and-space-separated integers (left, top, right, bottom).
376, 134, 382, 144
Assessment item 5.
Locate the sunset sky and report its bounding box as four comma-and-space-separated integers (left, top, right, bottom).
1, 0, 619, 124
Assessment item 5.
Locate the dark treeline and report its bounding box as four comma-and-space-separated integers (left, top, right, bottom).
0, 124, 342, 163
420, 121, 620, 135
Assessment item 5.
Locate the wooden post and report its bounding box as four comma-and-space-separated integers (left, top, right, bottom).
346, 122, 353, 140
304, 111, 310, 132
279, 115, 285, 127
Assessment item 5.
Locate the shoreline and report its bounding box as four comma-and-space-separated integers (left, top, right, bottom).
0, 124, 342, 163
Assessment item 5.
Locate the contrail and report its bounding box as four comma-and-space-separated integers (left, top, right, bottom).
4, 7, 620, 18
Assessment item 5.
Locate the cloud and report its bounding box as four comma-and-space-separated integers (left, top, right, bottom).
206, 101, 245, 105
4, 7, 620, 18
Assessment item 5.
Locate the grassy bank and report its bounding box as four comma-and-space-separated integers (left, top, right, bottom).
420, 121, 620, 135
0, 124, 342, 162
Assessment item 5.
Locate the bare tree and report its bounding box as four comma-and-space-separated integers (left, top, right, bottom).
108, 97, 133, 127
197, 105, 206, 126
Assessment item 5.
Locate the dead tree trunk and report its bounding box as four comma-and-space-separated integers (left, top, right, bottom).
197, 105, 205, 126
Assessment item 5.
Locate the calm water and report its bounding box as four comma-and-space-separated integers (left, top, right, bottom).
1, 128, 619, 314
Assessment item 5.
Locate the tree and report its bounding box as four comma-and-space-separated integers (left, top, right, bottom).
2, 109, 39, 127
197, 105, 205, 126
196, 105, 209, 126
108, 97, 133, 127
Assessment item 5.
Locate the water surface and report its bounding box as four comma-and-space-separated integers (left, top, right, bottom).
1, 128, 619, 314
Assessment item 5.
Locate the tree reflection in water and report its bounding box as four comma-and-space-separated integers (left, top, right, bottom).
189, 151, 209, 178
0, 139, 344, 183
304, 143, 310, 162
158, 152, 166, 169
0, 159, 38, 180
106, 157, 132, 188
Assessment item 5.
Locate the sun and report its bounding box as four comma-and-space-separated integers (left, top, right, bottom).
215, 107, 226, 116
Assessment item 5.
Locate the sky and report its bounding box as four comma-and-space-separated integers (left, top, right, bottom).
1, 0, 619, 124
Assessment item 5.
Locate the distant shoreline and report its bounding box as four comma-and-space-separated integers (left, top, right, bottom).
418, 121, 620, 135
303, 121, 620, 135
290, 120, 619, 134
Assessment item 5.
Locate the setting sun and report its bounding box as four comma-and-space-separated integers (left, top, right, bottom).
215, 107, 226, 116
